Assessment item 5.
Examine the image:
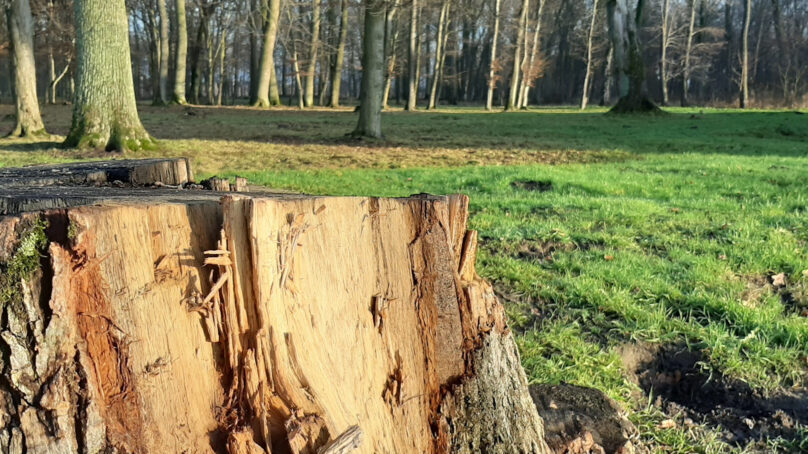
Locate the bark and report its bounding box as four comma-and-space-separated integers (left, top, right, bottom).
605, 0, 658, 113
304, 0, 321, 107
352, 0, 386, 138
0, 160, 553, 454
190, 3, 212, 104
253, 0, 282, 107
507, 0, 528, 110
485, 0, 502, 110
328, 0, 349, 107
156, 0, 171, 104
5, 0, 47, 138
739, 0, 750, 108
580, 0, 598, 109
173, 0, 188, 104
64, 0, 153, 151
602, 42, 613, 104
427, 0, 450, 109
770, 0, 788, 102
659, 0, 670, 105
406, 0, 419, 110
519, 0, 544, 108
681, 0, 697, 106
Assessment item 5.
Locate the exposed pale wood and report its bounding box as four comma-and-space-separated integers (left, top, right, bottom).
0, 162, 550, 454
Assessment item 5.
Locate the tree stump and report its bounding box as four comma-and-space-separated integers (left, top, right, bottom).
0, 159, 550, 454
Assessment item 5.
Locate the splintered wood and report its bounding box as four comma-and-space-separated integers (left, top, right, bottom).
0, 193, 550, 454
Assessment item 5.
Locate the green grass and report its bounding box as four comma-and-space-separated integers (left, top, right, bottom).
2, 104, 807, 452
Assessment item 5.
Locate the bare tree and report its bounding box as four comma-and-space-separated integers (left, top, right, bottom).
581, 0, 599, 109
739, 0, 750, 107
4, 0, 46, 137
485, 0, 501, 110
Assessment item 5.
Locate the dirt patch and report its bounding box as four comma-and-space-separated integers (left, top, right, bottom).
516, 240, 576, 263
511, 179, 553, 192
619, 343, 808, 447
530, 383, 638, 454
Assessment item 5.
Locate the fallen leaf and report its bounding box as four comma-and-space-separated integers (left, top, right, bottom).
604, 255, 614, 261
718, 254, 727, 260
671, 208, 681, 213
771, 273, 787, 287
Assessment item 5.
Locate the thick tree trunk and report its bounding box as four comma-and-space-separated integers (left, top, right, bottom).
190, 4, 211, 105
580, 0, 598, 109
427, 0, 450, 109
739, 0, 750, 108
156, 0, 171, 105
681, 0, 697, 106
507, 0, 528, 110
64, 0, 153, 152
5, 0, 47, 138
406, 0, 419, 110
173, 0, 188, 104
605, 0, 658, 113
328, 0, 349, 107
0, 160, 552, 454
253, 0, 282, 107
485, 0, 501, 110
352, 0, 385, 138
304, 0, 321, 107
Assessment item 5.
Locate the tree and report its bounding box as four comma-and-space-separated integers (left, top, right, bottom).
253, 0, 282, 107
155, 0, 170, 104
507, 0, 528, 110
739, 0, 750, 108
304, 0, 321, 107
352, 0, 386, 137
4, 0, 47, 137
172, 0, 188, 104
681, 0, 697, 106
427, 0, 450, 109
485, 0, 501, 110
580, 0, 599, 109
518, 0, 544, 108
64, 0, 154, 151
406, 0, 419, 110
328, 0, 349, 107
605, 0, 659, 112
659, 0, 670, 105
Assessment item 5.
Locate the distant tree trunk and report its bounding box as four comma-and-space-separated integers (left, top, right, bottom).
406, 0, 419, 110
739, 0, 750, 108
64, 0, 153, 151
659, 0, 670, 105
190, 4, 211, 104
304, 0, 321, 107
5, 0, 47, 137
329, 0, 349, 107
602, 43, 613, 104
681, 0, 697, 106
172, 0, 188, 104
156, 0, 170, 105
485, 0, 501, 110
606, 0, 658, 112
382, 0, 400, 108
428, 0, 450, 109
249, 0, 261, 102
580, 0, 598, 109
519, 0, 544, 108
217, 32, 225, 105
48, 57, 71, 105
254, 0, 282, 107
770, 0, 789, 103
352, 0, 385, 137
507, 0, 528, 110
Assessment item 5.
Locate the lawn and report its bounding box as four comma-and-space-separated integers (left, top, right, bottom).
2, 104, 808, 452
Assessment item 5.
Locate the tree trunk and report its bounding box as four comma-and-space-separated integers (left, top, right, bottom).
406, 0, 419, 110
485, 0, 501, 110
681, 0, 697, 106
189, 4, 211, 105
770, 0, 788, 103
519, 0, 544, 108
0, 160, 552, 454
605, 0, 658, 113
739, 0, 750, 108
329, 0, 349, 107
173, 0, 188, 104
602, 43, 614, 104
659, 0, 670, 105
304, 0, 321, 107
352, 0, 386, 138
507, 0, 528, 110
64, 0, 152, 151
428, 0, 450, 109
382, 0, 400, 109
254, 0, 282, 107
155, 0, 171, 105
5, 0, 47, 138
580, 0, 598, 109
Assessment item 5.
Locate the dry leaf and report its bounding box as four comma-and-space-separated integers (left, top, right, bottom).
771, 273, 787, 287
657, 419, 676, 429
604, 255, 614, 261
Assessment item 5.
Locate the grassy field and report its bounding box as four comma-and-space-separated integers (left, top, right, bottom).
2, 104, 808, 452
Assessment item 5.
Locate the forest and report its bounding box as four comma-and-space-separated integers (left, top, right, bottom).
1, 0, 807, 453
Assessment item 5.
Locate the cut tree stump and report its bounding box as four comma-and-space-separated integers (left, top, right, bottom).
0, 159, 550, 454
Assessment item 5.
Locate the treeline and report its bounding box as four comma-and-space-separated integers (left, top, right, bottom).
1, 0, 806, 110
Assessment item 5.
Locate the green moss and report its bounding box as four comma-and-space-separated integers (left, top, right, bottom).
0, 218, 49, 316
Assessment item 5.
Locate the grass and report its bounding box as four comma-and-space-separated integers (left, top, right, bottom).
2, 103, 808, 452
